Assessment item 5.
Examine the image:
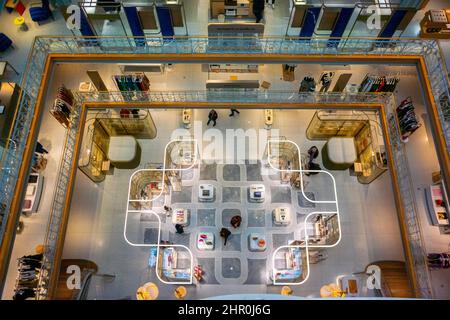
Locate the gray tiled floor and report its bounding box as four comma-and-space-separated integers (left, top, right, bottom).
223, 233, 242, 252
245, 259, 268, 284
222, 258, 241, 278
246, 162, 263, 181
197, 209, 216, 226
144, 228, 159, 244
197, 258, 220, 285
223, 164, 241, 181
271, 186, 292, 203
247, 209, 266, 227
171, 186, 193, 203
200, 163, 217, 180
272, 232, 295, 248
223, 187, 242, 203
169, 232, 191, 247
60, 108, 409, 298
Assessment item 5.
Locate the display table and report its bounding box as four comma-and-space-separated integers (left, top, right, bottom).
425, 183, 450, 226
281, 286, 293, 296
13, 16, 28, 31
172, 208, 189, 225
22, 173, 44, 215
249, 233, 267, 251
322, 137, 357, 170
174, 286, 187, 299
198, 184, 214, 202
136, 282, 159, 300
197, 232, 214, 250
274, 248, 302, 281
264, 109, 273, 129
182, 108, 192, 128
273, 207, 291, 226
161, 248, 191, 281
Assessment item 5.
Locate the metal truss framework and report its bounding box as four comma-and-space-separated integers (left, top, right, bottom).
0, 36, 448, 299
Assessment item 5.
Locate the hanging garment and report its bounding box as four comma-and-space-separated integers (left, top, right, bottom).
427, 253, 450, 269
319, 72, 333, 92
299, 76, 316, 92
13, 288, 35, 300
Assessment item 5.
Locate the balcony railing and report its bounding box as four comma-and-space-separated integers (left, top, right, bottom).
0, 36, 447, 299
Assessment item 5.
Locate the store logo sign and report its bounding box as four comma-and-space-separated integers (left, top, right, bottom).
66, 265, 81, 290
366, 265, 382, 290
366, 5, 383, 30
66, 5, 81, 30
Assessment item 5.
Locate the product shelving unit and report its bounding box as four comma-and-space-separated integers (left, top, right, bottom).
425, 182, 450, 226
129, 163, 169, 210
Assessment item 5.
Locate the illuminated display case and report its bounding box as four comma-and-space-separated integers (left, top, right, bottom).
354, 123, 388, 184
78, 120, 110, 183
306, 110, 387, 184
306, 111, 366, 140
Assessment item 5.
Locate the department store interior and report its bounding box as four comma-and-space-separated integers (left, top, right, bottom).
0, 0, 449, 301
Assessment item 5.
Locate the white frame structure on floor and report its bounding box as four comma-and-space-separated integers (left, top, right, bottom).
267, 139, 341, 286
123, 137, 342, 287
125, 138, 199, 285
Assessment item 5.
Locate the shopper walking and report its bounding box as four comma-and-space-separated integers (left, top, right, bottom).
164, 205, 172, 216
35, 141, 48, 154
175, 224, 184, 234
220, 227, 231, 245
229, 108, 240, 117
253, 0, 265, 23
230, 215, 242, 228
207, 109, 218, 127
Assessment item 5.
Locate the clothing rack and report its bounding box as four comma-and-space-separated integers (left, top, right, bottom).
13, 253, 43, 300
358, 74, 399, 93
427, 253, 450, 269
50, 85, 74, 128
299, 76, 316, 92
396, 97, 421, 141
113, 74, 150, 92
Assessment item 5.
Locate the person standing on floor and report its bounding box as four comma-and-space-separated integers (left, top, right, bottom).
253, 0, 265, 23
164, 205, 172, 217
175, 224, 184, 234
220, 227, 231, 245
207, 109, 218, 127
229, 108, 240, 117
230, 215, 242, 228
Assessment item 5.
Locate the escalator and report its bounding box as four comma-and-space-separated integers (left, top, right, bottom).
55, 259, 115, 300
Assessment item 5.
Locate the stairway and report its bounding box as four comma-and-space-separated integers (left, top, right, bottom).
371, 261, 415, 298
54, 259, 98, 300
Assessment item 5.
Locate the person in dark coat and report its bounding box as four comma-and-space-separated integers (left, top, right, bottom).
207, 109, 218, 127
220, 228, 231, 245
230, 215, 242, 228
175, 224, 184, 234
229, 108, 240, 117
253, 0, 265, 23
